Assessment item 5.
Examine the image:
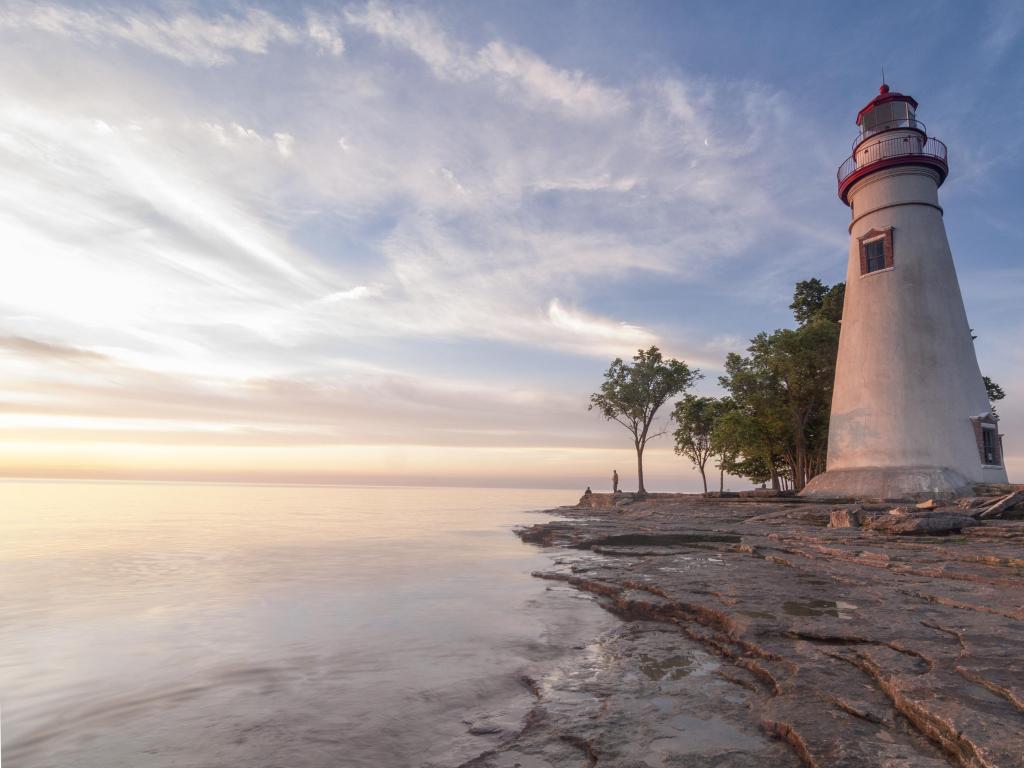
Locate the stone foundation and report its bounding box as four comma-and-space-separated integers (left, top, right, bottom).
800, 465, 973, 501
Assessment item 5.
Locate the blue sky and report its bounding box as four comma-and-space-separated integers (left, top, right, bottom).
0, 0, 1021, 489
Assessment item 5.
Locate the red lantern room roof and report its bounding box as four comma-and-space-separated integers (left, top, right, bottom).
856, 84, 919, 126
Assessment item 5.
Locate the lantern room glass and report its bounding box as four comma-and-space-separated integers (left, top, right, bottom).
861, 101, 915, 136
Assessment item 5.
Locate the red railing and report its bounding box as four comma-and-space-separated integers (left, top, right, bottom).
837, 135, 948, 200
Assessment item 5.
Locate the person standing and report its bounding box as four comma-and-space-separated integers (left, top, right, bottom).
612, 469, 619, 493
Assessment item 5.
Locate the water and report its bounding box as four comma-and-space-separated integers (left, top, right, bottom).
0, 481, 614, 767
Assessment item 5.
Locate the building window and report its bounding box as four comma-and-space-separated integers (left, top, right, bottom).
971, 415, 1003, 467
858, 227, 894, 276
864, 239, 886, 273
982, 427, 999, 465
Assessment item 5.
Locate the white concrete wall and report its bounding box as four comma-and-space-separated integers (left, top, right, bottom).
827, 154, 1007, 485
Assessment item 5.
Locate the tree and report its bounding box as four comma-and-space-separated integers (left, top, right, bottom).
718, 278, 843, 490
708, 397, 740, 492
590, 346, 700, 495
984, 376, 1006, 415
754, 320, 840, 488
672, 395, 722, 494
790, 278, 845, 325
717, 351, 793, 489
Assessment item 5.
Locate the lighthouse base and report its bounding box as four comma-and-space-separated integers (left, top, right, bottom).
800, 466, 973, 501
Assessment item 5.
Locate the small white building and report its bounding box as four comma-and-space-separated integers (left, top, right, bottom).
802, 85, 1009, 499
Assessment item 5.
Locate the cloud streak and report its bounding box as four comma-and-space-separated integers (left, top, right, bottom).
346, 1, 626, 118
0, 336, 110, 362
0, 2, 343, 65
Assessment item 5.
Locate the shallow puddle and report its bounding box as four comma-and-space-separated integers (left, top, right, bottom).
578, 533, 741, 549
783, 599, 839, 617
647, 714, 765, 757
638, 649, 719, 681
783, 599, 858, 619
491, 750, 556, 768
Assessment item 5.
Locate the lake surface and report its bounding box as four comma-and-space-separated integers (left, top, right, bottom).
0, 482, 614, 767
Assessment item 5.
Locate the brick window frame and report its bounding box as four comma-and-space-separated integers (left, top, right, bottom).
858, 227, 894, 276
970, 414, 1003, 467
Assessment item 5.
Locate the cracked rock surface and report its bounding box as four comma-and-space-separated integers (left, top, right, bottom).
462, 497, 1024, 768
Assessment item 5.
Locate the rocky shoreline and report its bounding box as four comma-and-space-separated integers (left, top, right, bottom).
461, 493, 1024, 768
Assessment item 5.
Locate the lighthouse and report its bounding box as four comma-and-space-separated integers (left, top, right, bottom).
802, 85, 1008, 499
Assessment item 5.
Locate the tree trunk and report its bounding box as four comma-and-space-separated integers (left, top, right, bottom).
719, 467, 724, 493
770, 464, 780, 491
792, 413, 809, 490
636, 444, 646, 496
810, 450, 826, 479
698, 466, 708, 494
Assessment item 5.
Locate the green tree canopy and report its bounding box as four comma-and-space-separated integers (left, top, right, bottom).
707, 397, 741, 492
672, 395, 724, 494
590, 346, 700, 495
718, 278, 843, 490
984, 376, 1006, 416
790, 278, 845, 325
984, 376, 1006, 404
717, 350, 792, 488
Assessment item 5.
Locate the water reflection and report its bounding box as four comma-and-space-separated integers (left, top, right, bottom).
0, 482, 614, 767
782, 599, 858, 620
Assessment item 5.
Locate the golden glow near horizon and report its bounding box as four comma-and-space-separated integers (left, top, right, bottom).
0, 440, 701, 488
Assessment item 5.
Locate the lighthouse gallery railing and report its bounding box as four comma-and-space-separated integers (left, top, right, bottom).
837, 135, 948, 189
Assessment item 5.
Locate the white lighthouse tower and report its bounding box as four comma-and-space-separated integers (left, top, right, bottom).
802, 84, 1008, 499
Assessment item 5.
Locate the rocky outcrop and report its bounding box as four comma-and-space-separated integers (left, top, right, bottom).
828, 504, 983, 535
862, 510, 980, 535
827, 506, 864, 528
578, 491, 633, 509
472, 496, 1024, 768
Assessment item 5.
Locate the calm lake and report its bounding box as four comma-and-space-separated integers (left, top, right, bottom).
0, 481, 614, 767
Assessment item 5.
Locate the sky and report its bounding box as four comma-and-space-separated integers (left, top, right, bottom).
0, 0, 1021, 491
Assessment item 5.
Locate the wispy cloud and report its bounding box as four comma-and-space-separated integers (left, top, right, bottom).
983, 0, 1024, 60
546, 300, 656, 355
0, 336, 110, 362
306, 11, 345, 56
0, 3, 833, 425
0, 333, 595, 450
0, 2, 831, 372
344, 1, 627, 118
0, 2, 343, 65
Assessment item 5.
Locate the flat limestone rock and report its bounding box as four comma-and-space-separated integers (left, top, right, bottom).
493, 497, 1024, 768
863, 510, 980, 535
